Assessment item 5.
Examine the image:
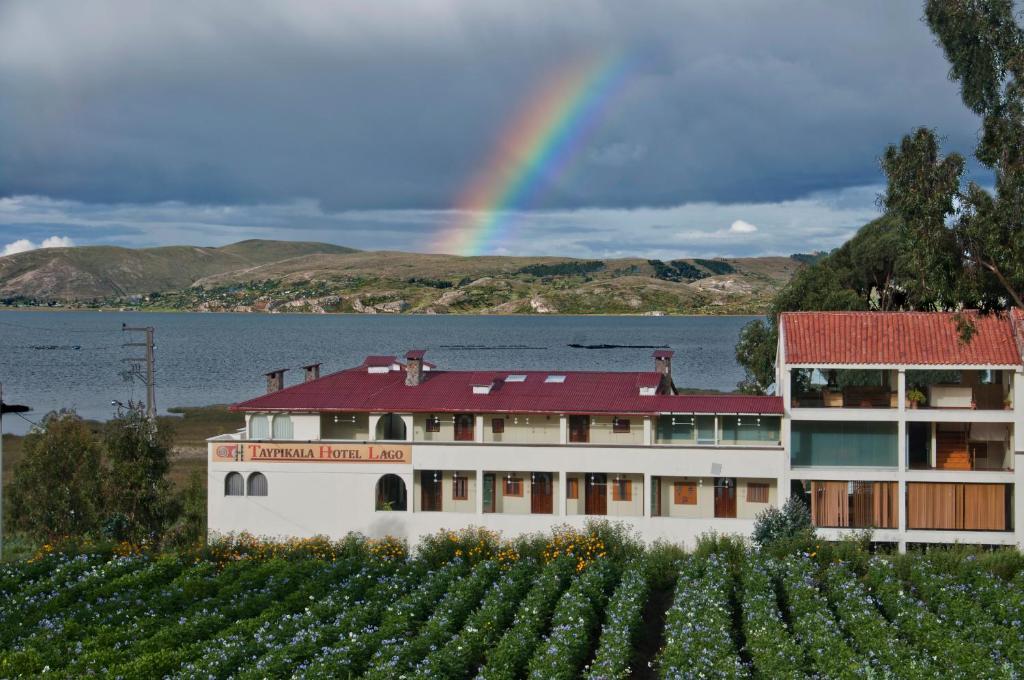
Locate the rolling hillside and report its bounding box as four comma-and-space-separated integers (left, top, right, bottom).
0, 240, 356, 300
0, 241, 802, 314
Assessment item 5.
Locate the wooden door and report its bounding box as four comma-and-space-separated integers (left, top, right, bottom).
454, 414, 475, 441
569, 415, 590, 443
531, 473, 553, 514
585, 473, 607, 515
421, 471, 442, 511
482, 473, 495, 513
714, 478, 736, 518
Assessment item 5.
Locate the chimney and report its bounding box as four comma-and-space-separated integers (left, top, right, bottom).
405, 349, 426, 387
303, 363, 321, 383
653, 350, 675, 394
265, 368, 288, 393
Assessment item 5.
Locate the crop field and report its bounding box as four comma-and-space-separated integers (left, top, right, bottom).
1, 529, 1023, 679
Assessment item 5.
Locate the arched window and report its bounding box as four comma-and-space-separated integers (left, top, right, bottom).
375, 413, 407, 441
375, 473, 407, 511
225, 472, 244, 496
272, 414, 294, 440
247, 472, 268, 497
249, 414, 270, 439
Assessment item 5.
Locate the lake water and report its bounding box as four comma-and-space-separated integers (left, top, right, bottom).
0, 311, 758, 434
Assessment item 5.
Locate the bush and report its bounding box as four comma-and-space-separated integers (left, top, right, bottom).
752, 496, 814, 553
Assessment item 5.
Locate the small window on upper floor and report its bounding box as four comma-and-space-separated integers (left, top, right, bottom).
613, 418, 631, 433
272, 414, 293, 440
249, 415, 269, 440
425, 416, 441, 433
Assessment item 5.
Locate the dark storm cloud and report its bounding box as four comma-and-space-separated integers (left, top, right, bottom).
0, 0, 981, 215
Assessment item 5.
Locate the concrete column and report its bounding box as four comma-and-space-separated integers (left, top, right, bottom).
1014, 369, 1024, 547
897, 478, 906, 551
367, 414, 380, 442
555, 472, 565, 515
559, 415, 568, 444
897, 419, 906, 473
642, 473, 652, 517
897, 369, 906, 413
475, 469, 484, 515
401, 414, 414, 442
930, 423, 937, 469
405, 471, 415, 513
643, 417, 653, 445
474, 415, 485, 443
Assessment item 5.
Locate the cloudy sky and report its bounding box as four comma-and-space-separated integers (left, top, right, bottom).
0, 1, 984, 259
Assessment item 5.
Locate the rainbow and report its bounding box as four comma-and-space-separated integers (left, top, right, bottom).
434, 52, 633, 256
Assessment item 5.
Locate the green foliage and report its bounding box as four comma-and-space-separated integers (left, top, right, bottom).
693, 258, 736, 275
102, 409, 175, 543
517, 260, 606, 277
648, 259, 707, 282
405, 276, 454, 289
7, 411, 105, 542
751, 496, 814, 553
163, 470, 207, 550
881, 1, 1024, 309
734, 318, 777, 394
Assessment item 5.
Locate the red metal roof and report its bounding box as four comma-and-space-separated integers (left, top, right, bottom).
232, 363, 783, 415
781, 311, 1023, 366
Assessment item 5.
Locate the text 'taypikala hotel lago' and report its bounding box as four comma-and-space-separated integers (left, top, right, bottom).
207, 310, 1024, 550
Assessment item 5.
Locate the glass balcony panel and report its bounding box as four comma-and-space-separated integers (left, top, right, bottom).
791, 421, 897, 467
719, 416, 781, 445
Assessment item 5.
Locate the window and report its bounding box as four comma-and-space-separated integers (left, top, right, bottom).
791, 421, 898, 467
491, 418, 505, 434
247, 472, 268, 497
503, 477, 523, 497
719, 416, 781, 444
566, 477, 579, 499
544, 375, 566, 383
454, 414, 475, 441
696, 415, 717, 445
425, 416, 441, 433
612, 478, 632, 502
452, 475, 468, 500
746, 482, 769, 503
272, 415, 293, 440
569, 415, 590, 443
248, 415, 269, 440
225, 472, 244, 496
656, 415, 695, 443
612, 418, 631, 433
506, 374, 527, 382
673, 480, 697, 505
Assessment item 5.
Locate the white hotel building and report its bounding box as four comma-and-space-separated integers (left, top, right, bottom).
208, 310, 1024, 549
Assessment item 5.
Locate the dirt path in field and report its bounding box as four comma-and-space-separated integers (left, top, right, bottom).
631, 584, 673, 678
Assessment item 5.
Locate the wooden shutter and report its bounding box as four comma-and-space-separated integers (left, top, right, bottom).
811, 481, 849, 527
746, 482, 769, 503
566, 477, 579, 499
503, 477, 523, 497
673, 481, 697, 505
452, 475, 468, 500
612, 479, 632, 502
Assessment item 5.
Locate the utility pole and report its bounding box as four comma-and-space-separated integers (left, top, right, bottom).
0, 383, 30, 561
122, 325, 156, 421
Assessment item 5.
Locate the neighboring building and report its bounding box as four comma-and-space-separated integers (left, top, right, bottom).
208, 310, 1024, 549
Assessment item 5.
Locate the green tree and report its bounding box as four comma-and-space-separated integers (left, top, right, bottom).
102, 409, 175, 543
882, 0, 1024, 310
735, 216, 909, 393
164, 469, 207, 549
7, 411, 105, 542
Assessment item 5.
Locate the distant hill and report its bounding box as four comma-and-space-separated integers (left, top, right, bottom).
0, 240, 803, 315
0, 240, 356, 300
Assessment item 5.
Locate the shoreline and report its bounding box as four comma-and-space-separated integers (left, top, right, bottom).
0, 306, 766, 319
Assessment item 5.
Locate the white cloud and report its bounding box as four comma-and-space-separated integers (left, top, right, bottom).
0, 188, 881, 259
1, 234, 75, 256
2, 239, 35, 256
728, 219, 758, 234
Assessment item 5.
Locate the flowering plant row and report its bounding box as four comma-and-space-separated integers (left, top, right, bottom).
656, 554, 747, 679
863, 557, 1005, 678
736, 557, 804, 678
586, 558, 650, 680
776, 556, 865, 677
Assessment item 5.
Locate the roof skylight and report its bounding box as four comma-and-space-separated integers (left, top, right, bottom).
544, 375, 566, 383
506, 374, 527, 382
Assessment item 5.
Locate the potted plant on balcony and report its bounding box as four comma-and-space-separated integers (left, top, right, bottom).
906, 388, 926, 409
1004, 396, 1013, 410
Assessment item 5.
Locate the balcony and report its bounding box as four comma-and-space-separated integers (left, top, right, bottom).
907, 370, 1012, 411
790, 368, 897, 409
906, 421, 1013, 471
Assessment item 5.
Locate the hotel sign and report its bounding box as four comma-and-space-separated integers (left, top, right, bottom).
210, 442, 411, 464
